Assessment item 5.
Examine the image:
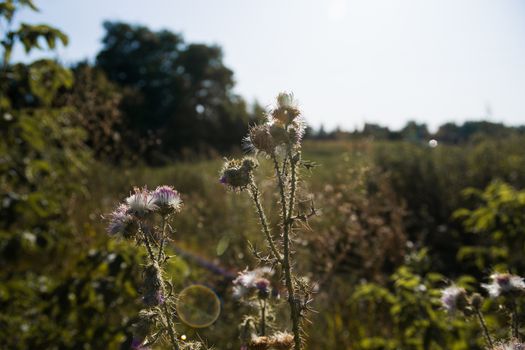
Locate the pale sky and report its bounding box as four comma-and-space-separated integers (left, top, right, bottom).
12, 0, 525, 131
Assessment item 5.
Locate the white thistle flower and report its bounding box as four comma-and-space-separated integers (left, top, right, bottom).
482, 273, 525, 297
152, 185, 182, 213
440, 285, 467, 314
126, 188, 157, 217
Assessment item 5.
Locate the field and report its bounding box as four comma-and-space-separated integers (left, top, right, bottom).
12, 137, 518, 350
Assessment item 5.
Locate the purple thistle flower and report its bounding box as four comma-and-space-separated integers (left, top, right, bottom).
152, 185, 182, 213
126, 188, 157, 217
233, 267, 274, 299
440, 285, 467, 314
482, 273, 525, 297
107, 204, 134, 236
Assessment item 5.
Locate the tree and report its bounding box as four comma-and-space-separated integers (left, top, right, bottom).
96, 21, 255, 161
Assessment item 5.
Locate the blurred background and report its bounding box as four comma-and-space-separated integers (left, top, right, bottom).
1, 0, 525, 349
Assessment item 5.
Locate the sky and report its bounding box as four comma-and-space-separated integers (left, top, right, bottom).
12, 0, 525, 131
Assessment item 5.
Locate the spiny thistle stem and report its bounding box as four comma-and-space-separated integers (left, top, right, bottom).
249, 181, 283, 263
158, 215, 167, 261
143, 222, 181, 350
260, 299, 267, 336
272, 149, 302, 350
475, 309, 494, 350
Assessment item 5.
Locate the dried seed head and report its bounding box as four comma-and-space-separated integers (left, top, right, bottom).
270, 332, 294, 350
248, 336, 271, 350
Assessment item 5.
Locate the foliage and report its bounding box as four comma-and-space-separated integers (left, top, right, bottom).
95, 21, 260, 162
453, 181, 525, 274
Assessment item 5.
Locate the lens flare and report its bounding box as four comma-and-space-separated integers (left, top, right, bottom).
176, 285, 221, 328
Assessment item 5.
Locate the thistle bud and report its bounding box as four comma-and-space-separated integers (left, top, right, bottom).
133, 310, 155, 340
248, 336, 271, 350
248, 124, 275, 154
471, 293, 483, 310
219, 158, 257, 191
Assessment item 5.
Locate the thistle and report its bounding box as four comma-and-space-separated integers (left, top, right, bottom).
221, 92, 315, 350
106, 186, 195, 350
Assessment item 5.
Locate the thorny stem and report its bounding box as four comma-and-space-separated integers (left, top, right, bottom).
249, 181, 283, 263
475, 309, 494, 350
143, 221, 181, 350
510, 300, 519, 340
158, 215, 167, 261
260, 299, 267, 336
272, 149, 302, 350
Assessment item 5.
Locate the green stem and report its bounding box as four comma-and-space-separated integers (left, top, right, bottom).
260, 299, 267, 336
475, 309, 494, 350
249, 181, 282, 263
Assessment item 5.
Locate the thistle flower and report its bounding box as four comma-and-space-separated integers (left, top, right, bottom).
272, 92, 300, 126
219, 158, 258, 191
270, 332, 294, 350
233, 267, 273, 299
152, 185, 182, 214
255, 278, 271, 299
482, 273, 525, 298
440, 285, 468, 314
126, 188, 157, 217
107, 203, 135, 237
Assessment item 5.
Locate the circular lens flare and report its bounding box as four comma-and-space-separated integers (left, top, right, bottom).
176, 285, 221, 328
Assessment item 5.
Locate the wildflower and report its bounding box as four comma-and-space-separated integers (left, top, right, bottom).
254, 278, 271, 299
107, 204, 135, 237
233, 267, 273, 299
219, 158, 257, 191
126, 188, 157, 217
152, 185, 182, 214
440, 285, 468, 314
482, 273, 525, 298
270, 332, 294, 350
272, 92, 300, 126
